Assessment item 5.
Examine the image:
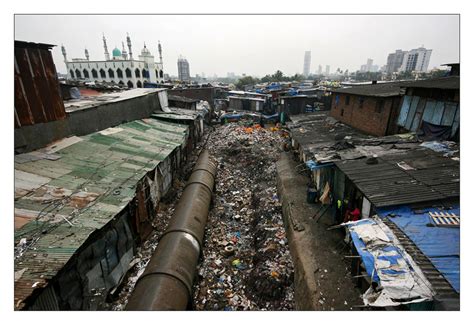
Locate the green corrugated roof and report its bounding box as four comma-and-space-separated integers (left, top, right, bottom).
14, 118, 188, 307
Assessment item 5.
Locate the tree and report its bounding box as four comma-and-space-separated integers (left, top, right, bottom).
261, 74, 272, 83
272, 70, 284, 81
236, 76, 259, 90
292, 74, 304, 81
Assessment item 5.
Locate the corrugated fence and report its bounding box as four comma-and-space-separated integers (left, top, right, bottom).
14, 41, 66, 128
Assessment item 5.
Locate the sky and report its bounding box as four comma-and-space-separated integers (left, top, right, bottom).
14, 14, 459, 77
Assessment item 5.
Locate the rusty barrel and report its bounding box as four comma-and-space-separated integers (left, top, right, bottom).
126, 150, 216, 310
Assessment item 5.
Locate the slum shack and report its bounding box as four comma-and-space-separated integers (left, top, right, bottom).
153, 107, 206, 154
396, 76, 460, 141
279, 95, 320, 115
228, 96, 266, 113
287, 110, 460, 310
227, 90, 272, 113
168, 94, 200, 110
330, 81, 410, 136
168, 86, 216, 109
339, 150, 459, 310
14, 64, 205, 309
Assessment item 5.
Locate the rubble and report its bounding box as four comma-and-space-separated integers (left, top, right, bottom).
106, 123, 294, 311
192, 123, 295, 310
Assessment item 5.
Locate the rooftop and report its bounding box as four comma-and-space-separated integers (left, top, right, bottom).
168, 94, 200, 103
288, 112, 459, 208
332, 77, 460, 98
402, 76, 460, 90
332, 81, 411, 97
336, 149, 459, 207
64, 88, 166, 113
15, 40, 55, 50
228, 96, 266, 102
14, 117, 189, 308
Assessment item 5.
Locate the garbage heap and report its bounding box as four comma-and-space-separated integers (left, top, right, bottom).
193, 124, 295, 310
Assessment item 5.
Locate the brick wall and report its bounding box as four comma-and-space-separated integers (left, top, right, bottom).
329, 93, 399, 136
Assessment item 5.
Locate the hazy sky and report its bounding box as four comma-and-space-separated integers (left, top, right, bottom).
15, 15, 459, 77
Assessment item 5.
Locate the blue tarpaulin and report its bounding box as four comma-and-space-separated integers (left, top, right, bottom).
348, 219, 410, 284
349, 219, 380, 283
305, 160, 334, 171
347, 218, 436, 306
262, 113, 279, 122
377, 205, 460, 293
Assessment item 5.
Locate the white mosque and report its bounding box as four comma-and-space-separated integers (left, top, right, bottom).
62, 34, 165, 88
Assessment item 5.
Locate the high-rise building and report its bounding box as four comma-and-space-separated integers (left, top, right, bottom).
318, 65, 322, 75
177, 56, 190, 81
386, 50, 407, 74
399, 47, 432, 73
325, 65, 330, 76
360, 58, 374, 72
386, 47, 432, 74
303, 51, 311, 77
366, 58, 373, 72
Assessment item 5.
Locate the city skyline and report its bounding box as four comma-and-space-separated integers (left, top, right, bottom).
15, 15, 459, 78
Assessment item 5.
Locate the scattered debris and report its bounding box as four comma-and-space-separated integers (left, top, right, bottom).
192, 124, 294, 310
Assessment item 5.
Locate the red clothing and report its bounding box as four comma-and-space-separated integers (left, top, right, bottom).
350, 208, 361, 221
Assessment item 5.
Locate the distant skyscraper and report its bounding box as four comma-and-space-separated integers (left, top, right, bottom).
399, 47, 432, 73
325, 65, 330, 76
318, 65, 322, 75
366, 58, 373, 72
386, 49, 407, 74
177, 56, 190, 81
303, 51, 311, 77
360, 58, 374, 72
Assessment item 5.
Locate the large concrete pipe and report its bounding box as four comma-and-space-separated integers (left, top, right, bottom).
126, 150, 217, 310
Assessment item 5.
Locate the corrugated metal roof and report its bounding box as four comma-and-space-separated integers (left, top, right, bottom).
333, 78, 459, 97
288, 111, 422, 164
15, 40, 56, 50
168, 94, 200, 103
335, 149, 459, 208
14, 118, 189, 308
401, 76, 459, 90
332, 81, 411, 97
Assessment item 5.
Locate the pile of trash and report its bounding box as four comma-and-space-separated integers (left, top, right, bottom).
192, 124, 294, 310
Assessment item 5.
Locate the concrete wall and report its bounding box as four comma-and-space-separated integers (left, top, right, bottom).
330, 93, 400, 136
15, 91, 162, 153
168, 87, 215, 108
68, 92, 161, 136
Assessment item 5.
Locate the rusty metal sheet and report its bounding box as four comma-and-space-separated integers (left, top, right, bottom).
14, 47, 47, 124
38, 48, 66, 121
14, 62, 34, 126
28, 47, 57, 122
14, 44, 66, 128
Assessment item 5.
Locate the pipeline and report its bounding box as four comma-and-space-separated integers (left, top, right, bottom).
126, 150, 217, 310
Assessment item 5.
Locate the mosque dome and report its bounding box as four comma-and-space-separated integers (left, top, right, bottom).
141, 45, 151, 56
112, 47, 122, 57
